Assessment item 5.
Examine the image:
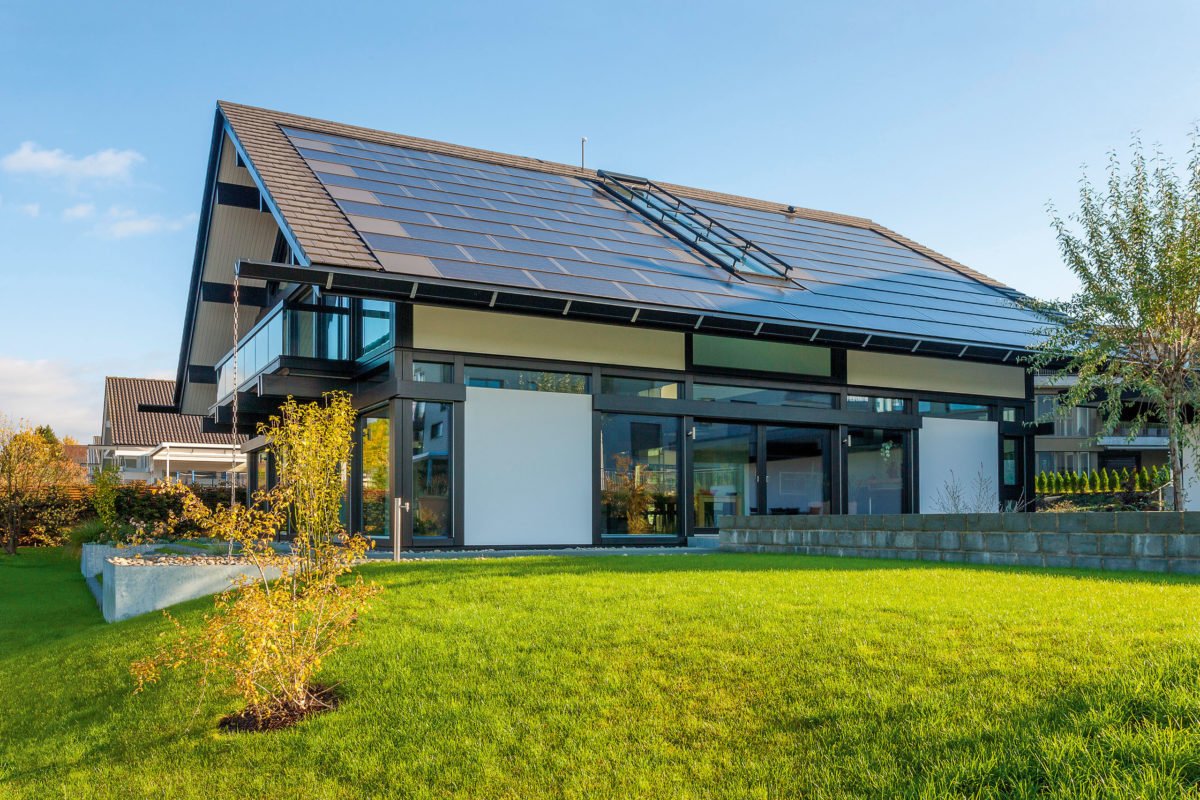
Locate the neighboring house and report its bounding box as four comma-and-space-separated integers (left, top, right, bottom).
1032, 371, 1169, 475
62, 443, 88, 473
171, 101, 1046, 551
92, 376, 245, 485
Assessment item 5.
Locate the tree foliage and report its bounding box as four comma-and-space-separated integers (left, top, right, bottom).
1026, 133, 1200, 510
0, 416, 87, 554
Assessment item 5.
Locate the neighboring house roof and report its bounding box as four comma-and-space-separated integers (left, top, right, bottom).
104, 377, 244, 447
62, 444, 88, 466
216, 101, 1045, 353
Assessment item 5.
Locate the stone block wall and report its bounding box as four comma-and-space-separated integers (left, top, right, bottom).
717, 513, 1200, 574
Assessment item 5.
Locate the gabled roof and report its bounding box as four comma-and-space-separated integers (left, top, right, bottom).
104, 377, 243, 447
215, 101, 1045, 352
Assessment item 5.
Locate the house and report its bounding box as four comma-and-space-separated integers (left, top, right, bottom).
92, 376, 245, 485
1033, 372, 1169, 475
172, 101, 1046, 551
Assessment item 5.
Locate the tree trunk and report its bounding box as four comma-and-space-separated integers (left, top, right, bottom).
1167, 402, 1186, 511
4, 509, 16, 556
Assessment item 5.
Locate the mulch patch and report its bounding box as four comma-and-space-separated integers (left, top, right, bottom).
218, 684, 340, 733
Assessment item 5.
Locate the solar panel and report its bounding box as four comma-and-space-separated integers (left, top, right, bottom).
284, 127, 1043, 349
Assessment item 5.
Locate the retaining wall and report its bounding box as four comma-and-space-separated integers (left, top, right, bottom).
718, 512, 1200, 574
101, 560, 281, 623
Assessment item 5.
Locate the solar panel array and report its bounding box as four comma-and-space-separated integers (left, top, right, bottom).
282, 125, 1043, 349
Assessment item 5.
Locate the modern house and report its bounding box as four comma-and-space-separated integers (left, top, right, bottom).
91, 377, 245, 485
172, 101, 1046, 551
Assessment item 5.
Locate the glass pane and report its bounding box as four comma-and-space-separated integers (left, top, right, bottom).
600, 376, 680, 399
359, 414, 390, 543
693, 383, 835, 408
413, 361, 453, 383
1002, 406, 1023, 423
846, 395, 907, 413
599, 414, 680, 536
764, 426, 831, 514
291, 308, 316, 358
254, 452, 268, 499
846, 428, 905, 514
465, 365, 588, 393
918, 400, 989, 420
693, 421, 756, 527
692, 334, 831, 377
358, 299, 392, 356
412, 402, 452, 538
1002, 438, 1021, 487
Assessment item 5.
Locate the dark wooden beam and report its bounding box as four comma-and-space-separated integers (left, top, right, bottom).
215, 181, 266, 211
187, 364, 217, 384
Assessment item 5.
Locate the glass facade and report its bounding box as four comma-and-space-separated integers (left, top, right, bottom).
359, 414, 390, 543
693, 383, 835, 408
846, 428, 906, 514
692, 334, 831, 376
919, 400, 989, 420
413, 361, 453, 383
599, 414, 680, 536
846, 395, 907, 414
358, 299, 392, 357
465, 365, 588, 393
763, 426, 831, 515
600, 376, 680, 399
412, 402, 452, 538
693, 421, 757, 526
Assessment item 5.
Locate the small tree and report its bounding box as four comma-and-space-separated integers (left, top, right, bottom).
92, 463, 121, 539
0, 416, 86, 554
1027, 134, 1200, 510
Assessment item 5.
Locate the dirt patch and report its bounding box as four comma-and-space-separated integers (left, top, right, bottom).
218, 684, 340, 733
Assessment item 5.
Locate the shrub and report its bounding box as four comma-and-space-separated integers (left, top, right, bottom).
131, 392, 377, 731
67, 518, 107, 548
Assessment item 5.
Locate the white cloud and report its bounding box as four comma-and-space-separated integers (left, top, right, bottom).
18, 202, 39, 217
1, 141, 144, 181
0, 358, 101, 441
62, 202, 95, 220
93, 206, 198, 238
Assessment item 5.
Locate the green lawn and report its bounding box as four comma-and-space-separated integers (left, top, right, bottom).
3, 548, 1200, 799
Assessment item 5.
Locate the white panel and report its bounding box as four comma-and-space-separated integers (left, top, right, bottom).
848, 351, 1027, 399
918, 417, 999, 512
464, 387, 593, 546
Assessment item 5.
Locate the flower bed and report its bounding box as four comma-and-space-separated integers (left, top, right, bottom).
101, 556, 281, 623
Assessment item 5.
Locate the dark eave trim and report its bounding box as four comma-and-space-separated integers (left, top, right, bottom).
200, 281, 269, 306
236, 259, 1034, 366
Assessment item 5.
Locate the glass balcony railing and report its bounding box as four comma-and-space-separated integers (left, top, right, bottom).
215, 302, 350, 400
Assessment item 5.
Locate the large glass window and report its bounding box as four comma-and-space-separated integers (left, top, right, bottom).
412, 402, 452, 538
763, 426, 831, 515
600, 376, 680, 399
692, 334, 831, 377
693, 383, 835, 408
599, 414, 680, 536
846, 428, 906, 514
357, 299, 392, 357
359, 413, 390, 543
693, 421, 757, 527
465, 365, 588, 393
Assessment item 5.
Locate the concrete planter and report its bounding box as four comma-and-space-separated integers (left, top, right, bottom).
80, 543, 161, 577
101, 559, 281, 623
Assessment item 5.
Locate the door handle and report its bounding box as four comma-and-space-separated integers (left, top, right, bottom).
394, 497, 411, 516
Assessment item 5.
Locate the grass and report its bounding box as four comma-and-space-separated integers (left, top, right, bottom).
3, 548, 1200, 799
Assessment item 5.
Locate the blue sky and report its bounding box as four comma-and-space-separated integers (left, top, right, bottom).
2, 1, 1199, 439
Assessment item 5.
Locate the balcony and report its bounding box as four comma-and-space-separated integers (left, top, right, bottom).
1097, 425, 1169, 449
215, 301, 351, 401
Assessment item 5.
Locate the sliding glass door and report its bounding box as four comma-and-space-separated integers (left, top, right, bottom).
691, 421, 832, 531
845, 428, 907, 514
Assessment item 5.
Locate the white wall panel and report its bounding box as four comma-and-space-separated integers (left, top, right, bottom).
464, 387, 593, 546
919, 417, 999, 512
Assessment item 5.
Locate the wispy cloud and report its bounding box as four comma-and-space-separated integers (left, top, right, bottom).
18, 202, 39, 217
93, 206, 197, 238
1, 141, 144, 181
62, 202, 95, 220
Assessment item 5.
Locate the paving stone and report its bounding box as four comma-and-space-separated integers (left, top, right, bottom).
1068, 533, 1099, 556
1135, 557, 1168, 573
938, 531, 961, 550
1098, 534, 1131, 556
1039, 533, 1069, 555
1146, 513, 1183, 533
1102, 557, 1135, 572
1085, 513, 1118, 533
1009, 532, 1038, 553
1132, 534, 1165, 558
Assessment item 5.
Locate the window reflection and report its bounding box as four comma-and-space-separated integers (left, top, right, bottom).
359, 414, 390, 542
599, 414, 679, 536
412, 402, 452, 538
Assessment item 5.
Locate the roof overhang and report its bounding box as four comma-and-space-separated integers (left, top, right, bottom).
237, 258, 1035, 366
